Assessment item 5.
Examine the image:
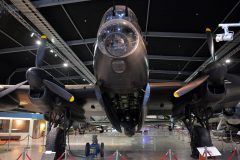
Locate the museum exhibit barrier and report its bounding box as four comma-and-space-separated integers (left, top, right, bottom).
227, 147, 239, 160
57, 150, 76, 160
16, 147, 32, 160
0, 133, 44, 154
107, 150, 128, 160
159, 149, 178, 160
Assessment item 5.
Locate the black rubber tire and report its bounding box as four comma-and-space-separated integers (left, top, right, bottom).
85, 143, 90, 157
100, 143, 104, 157
45, 127, 65, 160
99, 126, 104, 133
190, 125, 213, 158
124, 128, 135, 137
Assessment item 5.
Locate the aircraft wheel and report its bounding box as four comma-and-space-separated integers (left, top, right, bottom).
85, 142, 90, 157
190, 125, 213, 158
124, 128, 135, 137
45, 127, 65, 160
100, 143, 104, 157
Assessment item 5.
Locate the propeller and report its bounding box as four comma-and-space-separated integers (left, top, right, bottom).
43, 80, 74, 102
173, 28, 215, 98
0, 35, 75, 102
36, 35, 47, 67
0, 35, 47, 98
0, 80, 27, 98
33, 35, 75, 102
206, 28, 215, 61
173, 75, 209, 98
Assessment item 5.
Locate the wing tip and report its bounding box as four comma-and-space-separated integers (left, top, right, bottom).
173, 92, 180, 98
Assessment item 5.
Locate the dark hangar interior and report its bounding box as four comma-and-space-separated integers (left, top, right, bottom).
0, 0, 240, 85
0, 0, 240, 160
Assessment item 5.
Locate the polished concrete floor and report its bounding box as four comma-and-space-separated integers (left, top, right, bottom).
0, 128, 239, 160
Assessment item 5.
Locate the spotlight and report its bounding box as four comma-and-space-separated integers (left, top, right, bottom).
36, 40, 41, 45
54, 54, 57, 57
225, 59, 231, 64
83, 78, 86, 81
50, 49, 54, 53
51, 38, 55, 43
216, 22, 240, 42
63, 62, 68, 67
30, 33, 35, 37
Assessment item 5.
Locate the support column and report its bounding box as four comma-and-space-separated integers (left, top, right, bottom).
7, 119, 13, 151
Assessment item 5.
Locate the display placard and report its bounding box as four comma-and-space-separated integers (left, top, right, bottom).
197, 146, 221, 157
41, 151, 56, 160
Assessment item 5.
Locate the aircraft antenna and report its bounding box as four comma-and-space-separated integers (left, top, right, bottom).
125, 0, 128, 16
112, 0, 116, 16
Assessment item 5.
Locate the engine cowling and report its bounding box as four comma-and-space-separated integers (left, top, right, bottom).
28, 87, 52, 113
172, 82, 226, 120
26, 67, 61, 113
199, 82, 226, 106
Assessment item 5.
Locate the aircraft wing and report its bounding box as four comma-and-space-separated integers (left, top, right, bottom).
0, 84, 103, 117
147, 82, 184, 115
0, 82, 184, 117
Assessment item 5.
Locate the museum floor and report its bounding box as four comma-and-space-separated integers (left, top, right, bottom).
0, 128, 239, 160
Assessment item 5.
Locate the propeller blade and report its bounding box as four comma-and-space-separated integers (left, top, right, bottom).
43, 80, 75, 102
206, 28, 215, 61
173, 75, 209, 98
0, 80, 27, 98
35, 35, 47, 68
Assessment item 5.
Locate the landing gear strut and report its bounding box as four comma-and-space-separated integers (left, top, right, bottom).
44, 110, 72, 160
45, 127, 65, 160
183, 106, 213, 158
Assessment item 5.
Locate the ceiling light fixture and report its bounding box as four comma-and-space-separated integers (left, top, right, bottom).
35, 40, 41, 45
225, 59, 231, 64
30, 33, 35, 37
63, 62, 68, 67
50, 49, 54, 53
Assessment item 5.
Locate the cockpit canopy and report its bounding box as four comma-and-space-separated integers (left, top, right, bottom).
100, 5, 140, 31
97, 6, 141, 58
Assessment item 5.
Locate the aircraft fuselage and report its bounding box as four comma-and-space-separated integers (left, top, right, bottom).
93, 6, 149, 136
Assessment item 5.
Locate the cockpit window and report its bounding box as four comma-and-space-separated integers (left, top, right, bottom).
97, 19, 139, 57
100, 5, 141, 32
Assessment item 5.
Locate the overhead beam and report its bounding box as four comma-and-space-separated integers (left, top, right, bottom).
15, 61, 93, 72
0, 32, 207, 55
149, 70, 192, 75
32, 0, 90, 8
149, 79, 183, 83
66, 38, 96, 46
56, 76, 83, 81
1, 44, 240, 63
148, 55, 207, 61
0, 45, 37, 54
144, 32, 206, 39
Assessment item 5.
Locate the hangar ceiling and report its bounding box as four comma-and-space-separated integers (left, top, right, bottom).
0, 0, 240, 85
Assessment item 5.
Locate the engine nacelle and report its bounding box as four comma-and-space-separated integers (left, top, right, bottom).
172, 83, 226, 120
199, 83, 226, 106
28, 87, 52, 113
223, 102, 240, 126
